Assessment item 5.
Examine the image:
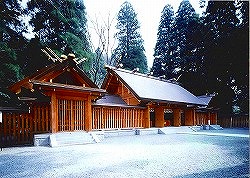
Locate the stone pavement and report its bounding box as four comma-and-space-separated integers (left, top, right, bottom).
0, 128, 249, 178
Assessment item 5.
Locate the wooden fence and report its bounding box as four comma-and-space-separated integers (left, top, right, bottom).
195, 112, 217, 125
1, 112, 33, 147
0, 104, 50, 147
218, 115, 249, 128
92, 107, 144, 130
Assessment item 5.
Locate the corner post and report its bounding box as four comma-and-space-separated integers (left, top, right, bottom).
184, 108, 195, 126
143, 106, 150, 128
85, 95, 92, 131
155, 106, 164, 127
173, 108, 181, 127
51, 92, 58, 133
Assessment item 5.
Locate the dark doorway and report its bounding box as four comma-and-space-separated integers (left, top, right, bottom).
164, 109, 173, 126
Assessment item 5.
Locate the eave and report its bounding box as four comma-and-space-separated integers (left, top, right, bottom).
31, 80, 106, 95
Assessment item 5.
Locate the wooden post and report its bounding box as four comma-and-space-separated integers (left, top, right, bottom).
51, 92, 58, 133
155, 106, 164, 127
173, 108, 181, 127
185, 109, 195, 126
0, 111, 2, 151
143, 106, 150, 128
207, 112, 211, 125
85, 95, 92, 131
215, 113, 218, 125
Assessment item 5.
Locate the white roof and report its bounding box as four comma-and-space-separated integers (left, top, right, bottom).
113, 68, 206, 106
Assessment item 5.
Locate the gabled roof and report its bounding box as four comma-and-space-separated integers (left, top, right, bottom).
93, 94, 145, 108
103, 66, 207, 106
9, 58, 98, 94
197, 94, 215, 106
93, 94, 128, 107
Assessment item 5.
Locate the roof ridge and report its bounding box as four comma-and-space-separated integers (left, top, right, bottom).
105, 65, 178, 85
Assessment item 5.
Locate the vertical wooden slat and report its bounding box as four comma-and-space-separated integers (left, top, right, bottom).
3, 113, 7, 143
21, 114, 25, 143
41, 105, 45, 132
45, 106, 49, 132
37, 106, 41, 132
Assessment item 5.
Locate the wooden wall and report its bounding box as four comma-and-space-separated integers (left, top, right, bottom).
1, 103, 50, 147
117, 83, 140, 105
218, 115, 249, 128
195, 111, 217, 125
92, 106, 144, 130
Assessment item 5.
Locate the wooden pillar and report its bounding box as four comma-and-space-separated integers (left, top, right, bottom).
185, 109, 195, 126
143, 106, 150, 128
51, 92, 58, 133
214, 113, 218, 125
173, 108, 181, 127
194, 110, 197, 125
207, 112, 211, 125
155, 106, 164, 127
85, 95, 92, 131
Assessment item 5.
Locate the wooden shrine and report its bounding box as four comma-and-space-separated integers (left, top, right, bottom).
1, 55, 217, 146
8, 54, 105, 134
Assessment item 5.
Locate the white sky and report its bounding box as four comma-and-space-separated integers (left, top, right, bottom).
85, 0, 205, 69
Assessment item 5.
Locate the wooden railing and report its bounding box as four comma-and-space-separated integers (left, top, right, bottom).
92, 107, 144, 130
218, 115, 249, 128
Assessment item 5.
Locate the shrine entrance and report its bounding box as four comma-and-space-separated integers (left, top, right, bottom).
150, 108, 155, 127
58, 99, 85, 131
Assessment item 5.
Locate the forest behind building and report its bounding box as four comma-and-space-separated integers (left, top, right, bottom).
0, 0, 248, 116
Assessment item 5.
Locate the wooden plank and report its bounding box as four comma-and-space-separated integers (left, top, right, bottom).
41, 105, 45, 132
21, 114, 25, 144
3, 113, 7, 139
45, 106, 49, 132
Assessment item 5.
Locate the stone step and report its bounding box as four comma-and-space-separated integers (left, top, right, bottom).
49, 131, 97, 147
209, 125, 223, 130
136, 128, 160, 135
102, 129, 136, 138
158, 126, 194, 134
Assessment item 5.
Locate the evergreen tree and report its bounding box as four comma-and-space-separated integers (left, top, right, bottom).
231, 0, 249, 114
203, 1, 239, 115
112, 1, 148, 73
19, 37, 51, 77
0, 0, 26, 106
27, 0, 92, 71
151, 4, 175, 78
172, 0, 201, 75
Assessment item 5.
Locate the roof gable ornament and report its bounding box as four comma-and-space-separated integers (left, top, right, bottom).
41, 48, 86, 65
9, 52, 99, 94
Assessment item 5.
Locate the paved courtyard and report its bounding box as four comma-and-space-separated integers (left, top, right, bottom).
0, 129, 249, 178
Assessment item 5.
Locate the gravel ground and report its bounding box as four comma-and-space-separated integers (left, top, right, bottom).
0, 129, 249, 178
